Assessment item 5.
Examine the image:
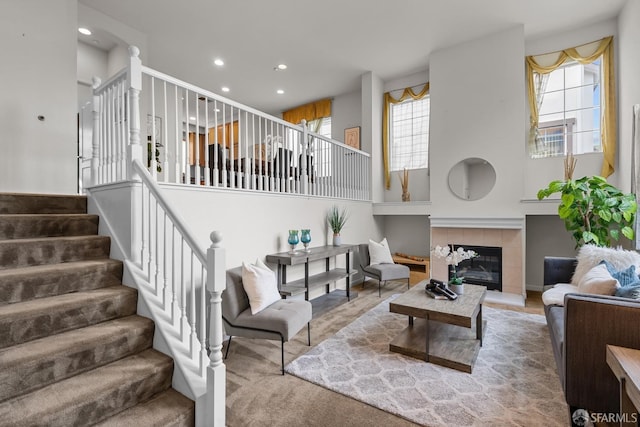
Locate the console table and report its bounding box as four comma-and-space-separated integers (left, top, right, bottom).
266, 244, 357, 301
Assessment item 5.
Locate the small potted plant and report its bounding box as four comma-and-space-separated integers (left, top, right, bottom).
431, 245, 478, 294
327, 205, 348, 246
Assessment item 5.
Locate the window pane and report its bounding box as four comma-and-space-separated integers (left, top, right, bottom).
530, 55, 603, 159
390, 96, 429, 171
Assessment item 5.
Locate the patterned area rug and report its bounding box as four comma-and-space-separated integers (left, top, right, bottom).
285, 295, 568, 426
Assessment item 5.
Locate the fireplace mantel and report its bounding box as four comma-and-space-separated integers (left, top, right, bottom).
430, 217, 524, 229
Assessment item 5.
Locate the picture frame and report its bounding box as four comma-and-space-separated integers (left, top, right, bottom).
344, 126, 360, 150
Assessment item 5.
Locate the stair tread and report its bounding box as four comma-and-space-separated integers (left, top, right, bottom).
0, 315, 154, 402
0, 259, 123, 305
0, 258, 121, 278
93, 388, 195, 427
0, 348, 173, 427
0, 285, 138, 349
0, 234, 108, 244
0, 285, 136, 318
0, 235, 111, 270
0, 193, 87, 214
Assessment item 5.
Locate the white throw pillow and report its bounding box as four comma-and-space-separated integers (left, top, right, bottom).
368, 238, 394, 265
241, 259, 281, 315
577, 263, 619, 295
572, 244, 640, 285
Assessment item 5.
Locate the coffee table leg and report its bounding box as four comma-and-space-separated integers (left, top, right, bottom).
408, 316, 413, 326
425, 315, 430, 362
477, 304, 483, 346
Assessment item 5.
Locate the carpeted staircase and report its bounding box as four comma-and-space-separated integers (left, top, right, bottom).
0, 193, 195, 427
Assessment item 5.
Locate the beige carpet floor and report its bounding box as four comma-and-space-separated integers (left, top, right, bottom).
224, 280, 556, 426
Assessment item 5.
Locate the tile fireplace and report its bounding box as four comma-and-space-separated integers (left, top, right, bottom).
430, 219, 524, 303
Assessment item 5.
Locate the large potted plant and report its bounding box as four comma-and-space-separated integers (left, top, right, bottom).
327, 205, 348, 246
537, 175, 637, 248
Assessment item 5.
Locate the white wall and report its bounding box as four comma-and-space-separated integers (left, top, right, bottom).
429, 25, 526, 219
618, 0, 640, 193
0, 0, 78, 194
160, 187, 384, 288
383, 216, 431, 256
331, 90, 361, 143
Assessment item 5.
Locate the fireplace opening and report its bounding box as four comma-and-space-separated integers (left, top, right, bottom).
449, 244, 502, 291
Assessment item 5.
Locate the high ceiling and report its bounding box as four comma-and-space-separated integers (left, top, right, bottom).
78, 0, 627, 115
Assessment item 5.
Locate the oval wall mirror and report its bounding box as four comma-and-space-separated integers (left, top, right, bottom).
448, 158, 496, 201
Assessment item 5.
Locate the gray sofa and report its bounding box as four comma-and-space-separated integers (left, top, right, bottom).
543, 256, 640, 416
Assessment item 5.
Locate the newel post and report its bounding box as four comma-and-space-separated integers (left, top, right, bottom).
91, 77, 102, 186
205, 231, 226, 426
300, 119, 309, 195
128, 46, 143, 264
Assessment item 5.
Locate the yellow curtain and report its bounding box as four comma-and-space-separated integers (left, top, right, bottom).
282, 98, 331, 124
526, 36, 615, 177
382, 83, 429, 189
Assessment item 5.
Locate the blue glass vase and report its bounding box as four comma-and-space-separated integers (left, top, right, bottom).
300, 229, 311, 252
288, 230, 299, 253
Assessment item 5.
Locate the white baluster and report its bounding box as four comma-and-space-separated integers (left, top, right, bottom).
206, 230, 226, 426
91, 77, 101, 186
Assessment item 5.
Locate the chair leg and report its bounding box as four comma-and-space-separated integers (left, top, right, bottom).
281, 337, 285, 375
408, 277, 410, 290
224, 336, 232, 359
378, 279, 382, 297
307, 322, 311, 346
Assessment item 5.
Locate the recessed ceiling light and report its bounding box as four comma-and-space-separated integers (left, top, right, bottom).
78, 27, 92, 36
277, 64, 287, 70
214, 108, 221, 113
214, 58, 224, 67
277, 89, 284, 95
221, 87, 230, 92
189, 116, 196, 121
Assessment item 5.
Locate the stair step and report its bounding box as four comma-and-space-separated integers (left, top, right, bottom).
0, 235, 110, 270
93, 388, 195, 427
0, 285, 137, 349
0, 214, 99, 239
0, 259, 123, 305
0, 315, 154, 403
0, 193, 87, 215
0, 348, 173, 427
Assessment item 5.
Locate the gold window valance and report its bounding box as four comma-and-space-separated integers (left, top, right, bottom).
282, 98, 332, 124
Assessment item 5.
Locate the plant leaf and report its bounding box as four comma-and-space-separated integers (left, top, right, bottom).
622, 226, 635, 240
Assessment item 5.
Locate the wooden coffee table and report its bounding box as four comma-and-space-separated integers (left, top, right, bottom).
389, 280, 487, 373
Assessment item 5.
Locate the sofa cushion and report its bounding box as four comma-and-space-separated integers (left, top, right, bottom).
363, 263, 409, 281
577, 263, 619, 295
542, 283, 579, 306
233, 299, 312, 341
545, 305, 565, 388
572, 244, 640, 286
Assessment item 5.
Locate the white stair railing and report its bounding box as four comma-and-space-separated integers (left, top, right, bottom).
131, 159, 225, 426
90, 46, 371, 201
91, 46, 225, 426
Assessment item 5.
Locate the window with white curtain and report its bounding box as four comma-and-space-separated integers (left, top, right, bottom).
531, 57, 602, 158
389, 96, 430, 171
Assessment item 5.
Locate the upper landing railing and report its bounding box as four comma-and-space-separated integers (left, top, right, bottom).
90, 46, 371, 201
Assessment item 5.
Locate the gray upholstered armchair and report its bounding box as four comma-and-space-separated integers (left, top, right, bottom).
221, 266, 312, 374
358, 243, 410, 297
